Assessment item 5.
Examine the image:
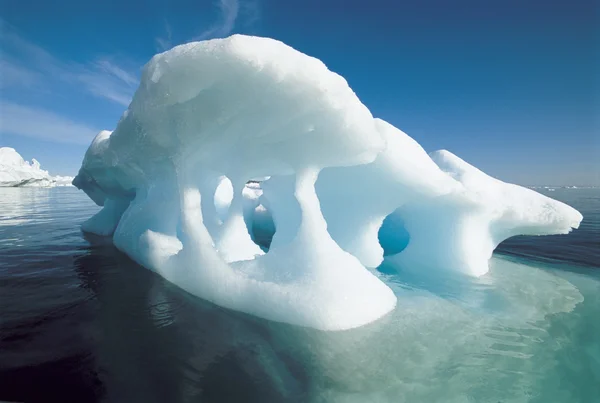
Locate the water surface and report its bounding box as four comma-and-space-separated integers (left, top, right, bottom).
1, 187, 599, 402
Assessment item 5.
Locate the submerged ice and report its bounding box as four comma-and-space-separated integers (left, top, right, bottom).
73, 35, 582, 331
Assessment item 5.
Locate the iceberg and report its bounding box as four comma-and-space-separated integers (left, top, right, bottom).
73, 35, 582, 330
0, 147, 74, 187
383, 150, 583, 276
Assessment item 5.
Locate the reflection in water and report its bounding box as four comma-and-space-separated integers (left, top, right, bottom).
1, 187, 600, 402
73, 239, 306, 402
69, 237, 599, 403
0, 187, 60, 227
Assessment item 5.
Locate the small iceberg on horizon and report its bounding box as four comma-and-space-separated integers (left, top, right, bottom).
0, 147, 74, 188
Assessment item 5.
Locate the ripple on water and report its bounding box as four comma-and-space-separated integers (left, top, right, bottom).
1, 187, 599, 403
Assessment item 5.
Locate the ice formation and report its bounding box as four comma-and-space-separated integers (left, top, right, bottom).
0, 147, 74, 187
73, 35, 582, 330
384, 150, 584, 276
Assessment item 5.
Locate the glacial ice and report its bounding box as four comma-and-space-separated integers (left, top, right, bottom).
73, 35, 582, 330
0, 147, 74, 187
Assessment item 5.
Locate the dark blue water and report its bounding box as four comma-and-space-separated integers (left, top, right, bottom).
497, 188, 600, 270
1, 187, 599, 403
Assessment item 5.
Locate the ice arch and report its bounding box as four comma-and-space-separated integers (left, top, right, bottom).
74, 35, 582, 330
384, 150, 584, 276
73, 35, 396, 331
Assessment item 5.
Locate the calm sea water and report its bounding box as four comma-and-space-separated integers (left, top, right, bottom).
0, 187, 599, 403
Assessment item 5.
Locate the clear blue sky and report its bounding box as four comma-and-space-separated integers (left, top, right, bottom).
0, 0, 598, 185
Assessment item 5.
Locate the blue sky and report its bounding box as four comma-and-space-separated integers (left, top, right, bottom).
0, 0, 597, 185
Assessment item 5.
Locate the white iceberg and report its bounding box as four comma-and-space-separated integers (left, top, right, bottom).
383, 149, 583, 276
73, 35, 582, 331
0, 147, 74, 187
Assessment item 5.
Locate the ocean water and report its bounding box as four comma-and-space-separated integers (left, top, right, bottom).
0, 187, 598, 403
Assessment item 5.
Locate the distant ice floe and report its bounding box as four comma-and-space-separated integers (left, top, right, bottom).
0, 147, 74, 187
72, 35, 583, 331
528, 185, 594, 190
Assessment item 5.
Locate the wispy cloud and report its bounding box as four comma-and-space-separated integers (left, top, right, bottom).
74, 69, 136, 107
0, 59, 40, 89
155, 0, 259, 51
73, 59, 139, 106
155, 20, 173, 51
0, 29, 59, 72
239, 0, 261, 29
0, 101, 100, 145
0, 1, 260, 148
0, 26, 139, 106
0, 22, 128, 147
94, 59, 139, 87
194, 0, 240, 40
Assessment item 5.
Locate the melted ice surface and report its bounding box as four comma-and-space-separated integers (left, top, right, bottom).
73, 35, 582, 331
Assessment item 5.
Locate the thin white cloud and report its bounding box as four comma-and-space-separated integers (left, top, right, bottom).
0, 26, 139, 106
0, 59, 40, 89
155, 37, 171, 51
75, 71, 134, 107
0, 101, 100, 145
155, 0, 259, 51
194, 0, 240, 40
155, 20, 173, 51
1, 29, 59, 72
94, 59, 139, 87
239, 0, 261, 28
73, 59, 139, 106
